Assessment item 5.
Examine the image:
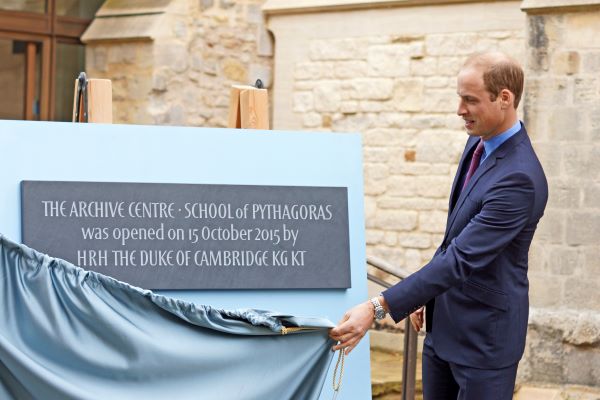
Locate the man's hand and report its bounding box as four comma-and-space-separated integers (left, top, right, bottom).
409, 307, 424, 332
329, 301, 374, 355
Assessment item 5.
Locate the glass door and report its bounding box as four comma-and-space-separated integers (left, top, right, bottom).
0, 36, 45, 120
0, 0, 103, 121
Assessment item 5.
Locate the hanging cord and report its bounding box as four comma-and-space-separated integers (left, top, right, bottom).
280, 327, 345, 398
331, 346, 345, 400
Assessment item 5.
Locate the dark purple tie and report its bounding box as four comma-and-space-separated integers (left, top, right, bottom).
462, 139, 484, 191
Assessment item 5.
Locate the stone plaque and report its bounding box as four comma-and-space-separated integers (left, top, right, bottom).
21, 181, 350, 289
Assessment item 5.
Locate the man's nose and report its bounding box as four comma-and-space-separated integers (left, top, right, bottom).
457, 100, 466, 116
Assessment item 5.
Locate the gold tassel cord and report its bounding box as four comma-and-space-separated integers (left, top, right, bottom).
279, 327, 346, 398
280, 326, 320, 335
332, 346, 345, 399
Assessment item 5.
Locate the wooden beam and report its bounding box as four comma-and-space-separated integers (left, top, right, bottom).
88, 79, 112, 123
228, 84, 269, 130
40, 36, 51, 120
24, 42, 36, 120
227, 85, 248, 128
240, 88, 269, 130
0, 11, 51, 35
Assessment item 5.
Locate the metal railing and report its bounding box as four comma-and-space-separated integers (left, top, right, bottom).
366, 255, 418, 400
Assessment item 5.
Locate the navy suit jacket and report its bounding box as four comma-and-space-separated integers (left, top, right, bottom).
383, 124, 548, 369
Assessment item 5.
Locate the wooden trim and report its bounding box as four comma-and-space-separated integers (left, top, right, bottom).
0, 31, 43, 41
262, 0, 515, 15
49, 36, 57, 120
49, 0, 56, 30
0, 6, 92, 39
40, 36, 52, 121
24, 42, 36, 120
48, 0, 56, 120
0, 11, 51, 35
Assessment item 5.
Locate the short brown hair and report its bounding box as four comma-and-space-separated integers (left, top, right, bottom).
463, 52, 524, 109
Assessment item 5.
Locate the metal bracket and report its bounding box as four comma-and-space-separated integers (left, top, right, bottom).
74, 72, 88, 123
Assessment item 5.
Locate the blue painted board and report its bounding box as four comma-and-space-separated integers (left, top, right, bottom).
0, 120, 370, 399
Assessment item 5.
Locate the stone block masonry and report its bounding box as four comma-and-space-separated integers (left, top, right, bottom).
85, 0, 272, 127
291, 29, 525, 270
519, 3, 600, 386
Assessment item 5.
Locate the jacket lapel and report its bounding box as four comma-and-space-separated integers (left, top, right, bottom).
446, 154, 497, 233
443, 126, 528, 242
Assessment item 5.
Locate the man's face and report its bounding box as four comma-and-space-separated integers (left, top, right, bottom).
456, 67, 505, 141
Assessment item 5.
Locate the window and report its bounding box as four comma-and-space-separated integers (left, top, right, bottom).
0, 0, 104, 121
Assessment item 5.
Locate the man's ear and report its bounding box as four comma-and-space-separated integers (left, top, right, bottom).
500, 89, 513, 110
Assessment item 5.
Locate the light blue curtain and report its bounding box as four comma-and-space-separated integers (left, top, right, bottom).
0, 235, 336, 400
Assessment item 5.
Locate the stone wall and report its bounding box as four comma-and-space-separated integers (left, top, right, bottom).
84, 0, 272, 126
518, 1, 600, 386
292, 29, 527, 272
267, 0, 526, 273
86, 41, 154, 124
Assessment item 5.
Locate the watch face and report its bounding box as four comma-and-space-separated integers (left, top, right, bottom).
375, 308, 385, 320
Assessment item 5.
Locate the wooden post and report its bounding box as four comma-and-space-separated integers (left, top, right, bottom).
228, 84, 269, 130
72, 75, 113, 123
24, 43, 37, 120
227, 85, 247, 129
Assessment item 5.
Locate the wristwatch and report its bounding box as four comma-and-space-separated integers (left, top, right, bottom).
370, 297, 387, 320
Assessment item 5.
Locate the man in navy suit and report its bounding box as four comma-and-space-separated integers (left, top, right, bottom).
330, 52, 548, 399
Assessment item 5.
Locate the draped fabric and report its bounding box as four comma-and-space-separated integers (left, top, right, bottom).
0, 235, 336, 400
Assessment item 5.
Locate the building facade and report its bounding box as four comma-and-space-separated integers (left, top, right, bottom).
2, 0, 599, 390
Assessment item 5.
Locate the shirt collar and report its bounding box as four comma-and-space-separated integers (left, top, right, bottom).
482, 120, 521, 161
